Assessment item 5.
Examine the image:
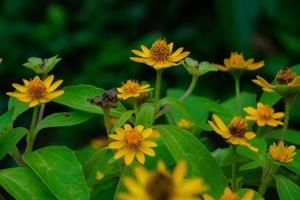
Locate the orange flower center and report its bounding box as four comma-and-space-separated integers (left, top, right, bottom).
27, 79, 46, 99
276, 68, 297, 85
257, 105, 273, 119
122, 81, 140, 95
229, 54, 244, 67
146, 172, 174, 200
151, 40, 171, 61
124, 129, 143, 149
228, 118, 248, 137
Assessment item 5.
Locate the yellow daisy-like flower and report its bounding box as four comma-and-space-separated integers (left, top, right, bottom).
117, 80, 151, 100
208, 114, 258, 152
7, 75, 64, 107
176, 118, 194, 130
269, 141, 296, 163
214, 52, 264, 72
203, 187, 254, 200
252, 68, 300, 96
118, 160, 208, 200
109, 124, 158, 165
130, 39, 190, 70
244, 102, 284, 127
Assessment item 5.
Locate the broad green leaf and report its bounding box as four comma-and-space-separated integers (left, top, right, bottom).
0, 127, 27, 160
160, 97, 211, 131
91, 176, 119, 200
264, 129, 300, 145
156, 125, 227, 198
276, 175, 300, 200
54, 84, 104, 114
35, 111, 93, 133
236, 188, 264, 200
239, 160, 264, 171
8, 97, 29, 120
0, 108, 14, 134
136, 103, 154, 127
259, 92, 281, 106
23, 146, 90, 200
237, 138, 267, 161
0, 167, 56, 200
112, 110, 134, 132
212, 148, 233, 166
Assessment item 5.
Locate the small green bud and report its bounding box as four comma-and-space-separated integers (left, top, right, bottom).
23, 55, 61, 75
183, 57, 218, 77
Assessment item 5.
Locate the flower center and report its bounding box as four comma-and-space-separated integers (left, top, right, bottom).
228, 118, 248, 137
276, 68, 297, 85
257, 105, 273, 119
27, 79, 46, 99
124, 129, 143, 149
123, 81, 140, 95
145, 172, 174, 200
151, 40, 171, 61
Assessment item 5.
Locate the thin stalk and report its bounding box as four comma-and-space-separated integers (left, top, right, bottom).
103, 108, 112, 135
9, 147, 25, 166
25, 106, 40, 153
280, 98, 293, 141
231, 145, 238, 191
258, 162, 279, 196
155, 75, 198, 119
37, 104, 46, 123
154, 69, 163, 116
234, 76, 241, 115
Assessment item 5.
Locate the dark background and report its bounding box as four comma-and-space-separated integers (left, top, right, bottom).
1, 0, 300, 149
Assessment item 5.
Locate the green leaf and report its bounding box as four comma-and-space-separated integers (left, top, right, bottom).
284, 150, 300, 176
8, 97, 29, 120
0, 167, 56, 200
160, 96, 212, 131
239, 160, 264, 171
237, 138, 267, 161
23, 146, 90, 200
236, 188, 264, 200
54, 84, 104, 114
212, 148, 233, 166
23, 55, 61, 74
0, 127, 27, 160
112, 110, 134, 132
156, 125, 227, 198
0, 108, 14, 134
259, 92, 281, 106
136, 103, 154, 128
35, 111, 93, 133
264, 129, 300, 145
276, 175, 300, 200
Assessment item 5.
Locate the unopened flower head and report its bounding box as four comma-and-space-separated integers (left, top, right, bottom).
118, 160, 208, 200
177, 118, 194, 130
117, 80, 150, 100
252, 68, 300, 97
130, 39, 190, 70
7, 75, 64, 107
208, 114, 258, 152
89, 88, 118, 109
203, 187, 255, 200
244, 103, 284, 127
109, 124, 158, 165
214, 52, 264, 72
269, 141, 296, 163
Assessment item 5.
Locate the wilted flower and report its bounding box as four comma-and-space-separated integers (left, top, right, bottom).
117, 80, 150, 100
269, 141, 296, 163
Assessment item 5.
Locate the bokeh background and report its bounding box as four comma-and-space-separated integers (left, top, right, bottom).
1, 0, 300, 149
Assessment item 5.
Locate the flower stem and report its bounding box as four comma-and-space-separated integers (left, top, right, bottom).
25, 106, 40, 154
258, 162, 279, 196
231, 145, 238, 191
154, 69, 163, 116
234, 76, 241, 115
37, 104, 46, 123
103, 108, 112, 135
280, 97, 294, 141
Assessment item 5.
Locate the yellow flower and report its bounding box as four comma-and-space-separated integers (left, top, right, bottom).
90, 137, 109, 150
176, 118, 194, 130
214, 52, 264, 72
244, 103, 284, 127
109, 124, 158, 165
117, 80, 150, 100
203, 187, 255, 200
269, 141, 296, 163
130, 39, 190, 70
208, 114, 258, 152
118, 160, 208, 200
252, 68, 300, 96
7, 75, 64, 107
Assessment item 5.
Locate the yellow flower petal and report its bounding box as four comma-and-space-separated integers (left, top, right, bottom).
29, 100, 39, 107
47, 79, 63, 93
244, 132, 256, 140
172, 161, 186, 184
46, 90, 64, 99
136, 151, 145, 165
109, 141, 126, 149
124, 151, 136, 165
12, 83, 27, 93
44, 75, 54, 88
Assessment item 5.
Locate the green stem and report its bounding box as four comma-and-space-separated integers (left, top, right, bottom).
179, 75, 198, 100
231, 145, 238, 191
258, 162, 279, 196
154, 69, 163, 116
280, 98, 293, 141
103, 108, 112, 135
234, 76, 241, 115
25, 106, 40, 154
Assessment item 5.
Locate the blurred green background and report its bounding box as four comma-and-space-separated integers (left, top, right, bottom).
1, 0, 300, 149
